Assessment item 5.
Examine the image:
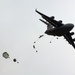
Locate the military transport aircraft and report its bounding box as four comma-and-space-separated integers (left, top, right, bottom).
35, 9, 75, 49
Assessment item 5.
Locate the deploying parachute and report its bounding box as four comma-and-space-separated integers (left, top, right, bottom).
33, 34, 44, 52
13, 58, 19, 63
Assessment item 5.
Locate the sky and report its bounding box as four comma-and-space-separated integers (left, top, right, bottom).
0, 0, 75, 75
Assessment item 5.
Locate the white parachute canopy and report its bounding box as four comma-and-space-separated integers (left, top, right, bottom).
2, 52, 10, 59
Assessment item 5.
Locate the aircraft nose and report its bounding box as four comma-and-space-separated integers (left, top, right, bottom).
69, 23, 74, 29
65, 23, 74, 30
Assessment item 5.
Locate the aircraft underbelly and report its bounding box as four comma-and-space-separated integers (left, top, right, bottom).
49, 29, 68, 36
45, 25, 73, 36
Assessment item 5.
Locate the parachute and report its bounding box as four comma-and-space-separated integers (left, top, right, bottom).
2, 52, 19, 63
2, 52, 10, 59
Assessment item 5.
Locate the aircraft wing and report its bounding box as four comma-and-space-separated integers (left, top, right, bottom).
35, 9, 57, 27
63, 32, 75, 48
35, 9, 63, 27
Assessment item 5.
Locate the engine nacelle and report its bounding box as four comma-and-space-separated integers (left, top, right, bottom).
58, 20, 62, 23
50, 16, 55, 19
70, 32, 74, 36
72, 38, 75, 41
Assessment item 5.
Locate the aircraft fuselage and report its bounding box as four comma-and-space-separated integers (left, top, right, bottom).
45, 23, 74, 36
35, 9, 75, 49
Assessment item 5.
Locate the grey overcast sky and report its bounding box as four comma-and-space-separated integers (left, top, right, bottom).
0, 0, 75, 75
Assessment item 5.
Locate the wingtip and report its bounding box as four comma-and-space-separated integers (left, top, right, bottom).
35, 8, 37, 12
